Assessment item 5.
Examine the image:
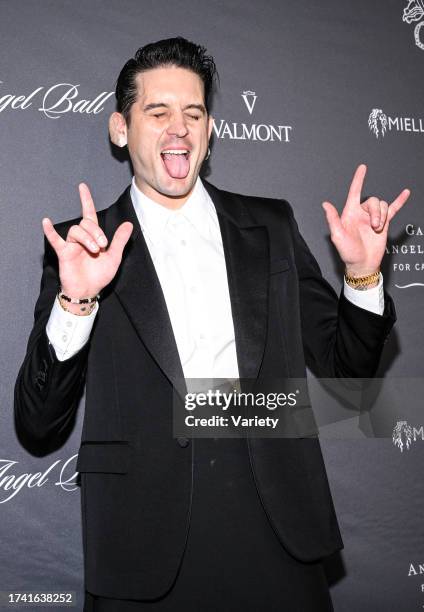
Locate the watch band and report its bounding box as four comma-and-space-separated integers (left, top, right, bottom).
344, 270, 380, 289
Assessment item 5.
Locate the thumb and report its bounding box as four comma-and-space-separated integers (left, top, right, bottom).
108, 222, 134, 263
322, 201, 343, 239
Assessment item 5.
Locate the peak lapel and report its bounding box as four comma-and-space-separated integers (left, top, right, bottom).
103, 187, 185, 390
203, 182, 269, 381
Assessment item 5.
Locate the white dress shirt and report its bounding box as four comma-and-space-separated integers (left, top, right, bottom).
46, 178, 384, 376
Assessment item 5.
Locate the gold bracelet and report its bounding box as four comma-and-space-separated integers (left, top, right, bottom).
344, 269, 380, 289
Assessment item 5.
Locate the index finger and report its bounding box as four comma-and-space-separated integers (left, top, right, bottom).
79, 182, 98, 224
346, 164, 367, 207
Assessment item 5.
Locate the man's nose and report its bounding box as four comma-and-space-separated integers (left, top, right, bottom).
166, 113, 189, 137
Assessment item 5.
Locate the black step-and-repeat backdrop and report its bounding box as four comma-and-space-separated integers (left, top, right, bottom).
1, 1, 423, 610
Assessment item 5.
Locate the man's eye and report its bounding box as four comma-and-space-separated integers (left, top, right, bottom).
188, 115, 201, 121
153, 113, 165, 118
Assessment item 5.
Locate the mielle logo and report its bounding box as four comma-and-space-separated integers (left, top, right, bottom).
368, 108, 424, 138
213, 90, 293, 143
0, 81, 114, 119
392, 421, 424, 452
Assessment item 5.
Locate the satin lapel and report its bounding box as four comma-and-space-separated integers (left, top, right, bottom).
203, 182, 270, 381
103, 187, 185, 390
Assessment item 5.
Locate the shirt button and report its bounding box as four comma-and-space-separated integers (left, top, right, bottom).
62, 334, 68, 342
66, 321, 73, 328
180, 239, 187, 246
190, 286, 197, 294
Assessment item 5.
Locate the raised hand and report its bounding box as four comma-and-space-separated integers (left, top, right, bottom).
42, 183, 133, 300
322, 164, 410, 278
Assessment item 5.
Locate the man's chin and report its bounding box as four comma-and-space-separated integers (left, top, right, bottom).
136, 173, 198, 206
159, 175, 196, 199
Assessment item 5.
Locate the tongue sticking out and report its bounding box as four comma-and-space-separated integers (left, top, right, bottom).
162, 153, 190, 179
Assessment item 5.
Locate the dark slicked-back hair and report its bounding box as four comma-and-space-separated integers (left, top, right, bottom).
115, 37, 218, 123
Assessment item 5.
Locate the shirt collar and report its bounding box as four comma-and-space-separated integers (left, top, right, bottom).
130, 177, 214, 245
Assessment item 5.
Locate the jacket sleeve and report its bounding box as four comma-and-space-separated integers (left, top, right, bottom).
14, 236, 90, 444
286, 204, 396, 378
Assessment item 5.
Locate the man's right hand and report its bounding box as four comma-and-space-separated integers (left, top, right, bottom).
42, 183, 133, 300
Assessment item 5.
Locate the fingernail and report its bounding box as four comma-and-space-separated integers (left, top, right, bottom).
98, 236, 107, 247
91, 241, 99, 251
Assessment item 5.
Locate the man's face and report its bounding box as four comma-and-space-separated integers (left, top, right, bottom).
125, 66, 213, 208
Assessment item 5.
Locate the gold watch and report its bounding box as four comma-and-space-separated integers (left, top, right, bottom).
344, 269, 380, 289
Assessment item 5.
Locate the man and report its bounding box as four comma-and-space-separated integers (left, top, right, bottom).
15, 37, 409, 611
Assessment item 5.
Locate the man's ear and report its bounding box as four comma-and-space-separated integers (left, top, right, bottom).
109, 112, 128, 147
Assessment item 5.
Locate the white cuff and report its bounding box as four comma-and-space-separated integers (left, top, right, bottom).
46, 296, 98, 361
343, 273, 384, 316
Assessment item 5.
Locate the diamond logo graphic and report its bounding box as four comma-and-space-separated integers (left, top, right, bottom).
241, 90, 257, 115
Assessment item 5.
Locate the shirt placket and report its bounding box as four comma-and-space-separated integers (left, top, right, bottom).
171, 215, 214, 380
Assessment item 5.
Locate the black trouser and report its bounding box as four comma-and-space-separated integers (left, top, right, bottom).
85, 438, 334, 612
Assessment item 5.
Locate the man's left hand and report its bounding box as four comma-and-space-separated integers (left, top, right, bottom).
322, 164, 410, 278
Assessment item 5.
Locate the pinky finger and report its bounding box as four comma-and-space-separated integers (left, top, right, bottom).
42, 218, 66, 254
387, 189, 410, 223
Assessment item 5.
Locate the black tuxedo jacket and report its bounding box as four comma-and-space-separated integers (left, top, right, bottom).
15, 181, 396, 600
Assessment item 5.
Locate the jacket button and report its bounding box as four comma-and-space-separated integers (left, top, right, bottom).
177, 437, 190, 448
34, 376, 44, 391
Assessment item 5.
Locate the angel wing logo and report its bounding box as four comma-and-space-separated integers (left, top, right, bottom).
368, 109, 388, 138
403, 0, 424, 50
392, 420, 413, 452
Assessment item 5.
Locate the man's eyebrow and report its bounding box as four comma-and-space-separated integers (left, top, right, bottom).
143, 102, 169, 112
143, 102, 206, 113
183, 104, 206, 114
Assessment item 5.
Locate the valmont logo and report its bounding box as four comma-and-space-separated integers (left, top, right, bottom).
392, 420, 424, 452
213, 90, 293, 143
403, 0, 424, 51
368, 108, 424, 138
241, 90, 258, 115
